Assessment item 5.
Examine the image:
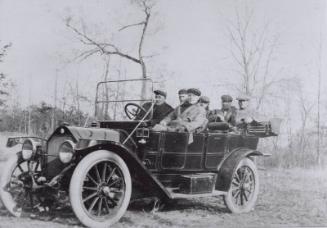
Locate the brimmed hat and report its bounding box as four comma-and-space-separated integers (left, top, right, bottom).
221, 94, 233, 102
178, 89, 188, 95
199, 96, 210, 104
187, 88, 201, 96
154, 90, 167, 98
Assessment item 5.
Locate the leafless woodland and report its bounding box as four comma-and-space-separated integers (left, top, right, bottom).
0, 0, 326, 169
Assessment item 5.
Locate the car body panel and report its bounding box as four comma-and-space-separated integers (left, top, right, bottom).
140, 131, 259, 172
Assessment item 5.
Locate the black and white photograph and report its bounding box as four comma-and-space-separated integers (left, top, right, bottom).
0, 0, 326, 227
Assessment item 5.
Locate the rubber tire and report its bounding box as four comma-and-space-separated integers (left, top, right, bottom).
69, 150, 132, 228
223, 157, 259, 213
0, 155, 23, 217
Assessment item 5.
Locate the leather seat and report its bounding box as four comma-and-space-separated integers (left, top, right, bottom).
207, 122, 229, 132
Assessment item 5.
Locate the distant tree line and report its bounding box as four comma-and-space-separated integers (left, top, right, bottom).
0, 101, 89, 138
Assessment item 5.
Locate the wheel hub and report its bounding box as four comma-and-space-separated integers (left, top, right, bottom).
97, 183, 115, 198
17, 173, 33, 190
242, 183, 251, 191
102, 186, 115, 198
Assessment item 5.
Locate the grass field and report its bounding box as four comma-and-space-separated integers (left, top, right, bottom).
0, 165, 326, 228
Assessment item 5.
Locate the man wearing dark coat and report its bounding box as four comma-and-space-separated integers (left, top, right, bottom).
208, 94, 237, 127
137, 90, 173, 125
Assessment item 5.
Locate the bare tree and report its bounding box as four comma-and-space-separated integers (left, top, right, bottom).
0, 42, 11, 64
315, 28, 323, 166
65, 0, 154, 98
297, 84, 314, 167
226, 6, 283, 111
0, 42, 12, 106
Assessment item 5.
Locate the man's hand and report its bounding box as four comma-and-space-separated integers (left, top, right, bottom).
152, 124, 167, 131
175, 125, 186, 132
216, 114, 224, 122
160, 120, 167, 126
245, 117, 254, 123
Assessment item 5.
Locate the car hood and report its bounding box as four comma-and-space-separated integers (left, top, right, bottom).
64, 126, 120, 142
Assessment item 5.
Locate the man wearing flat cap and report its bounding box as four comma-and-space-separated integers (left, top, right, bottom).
153, 88, 207, 133
236, 95, 261, 127
208, 94, 237, 127
196, 95, 210, 132
137, 89, 173, 125
198, 96, 210, 111
178, 89, 188, 104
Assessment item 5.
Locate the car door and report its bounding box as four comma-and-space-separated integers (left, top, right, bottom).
205, 133, 227, 169
141, 131, 161, 170
160, 132, 188, 169
184, 133, 206, 170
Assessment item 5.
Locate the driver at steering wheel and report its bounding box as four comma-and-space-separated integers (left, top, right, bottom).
136, 90, 173, 125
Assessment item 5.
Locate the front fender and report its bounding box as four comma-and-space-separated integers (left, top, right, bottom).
215, 148, 264, 191
1, 137, 45, 162
75, 142, 171, 201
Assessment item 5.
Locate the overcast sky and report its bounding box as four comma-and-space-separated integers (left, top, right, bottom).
0, 0, 326, 111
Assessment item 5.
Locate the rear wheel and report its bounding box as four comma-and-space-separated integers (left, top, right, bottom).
69, 150, 131, 228
223, 157, 259, 213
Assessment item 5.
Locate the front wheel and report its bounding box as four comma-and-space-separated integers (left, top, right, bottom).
223, 157, 259, 213
0, 155, 43, 217
69, 150, 132, 228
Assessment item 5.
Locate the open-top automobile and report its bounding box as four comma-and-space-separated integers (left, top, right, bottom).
0, 79, 280, 227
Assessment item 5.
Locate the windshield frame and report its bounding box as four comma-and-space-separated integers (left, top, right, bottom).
94, 78, 154, 121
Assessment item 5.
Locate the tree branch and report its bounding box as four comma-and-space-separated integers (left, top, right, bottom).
66, 21, 141, 64
118, 21, 145, 31
138, 5, 150, 78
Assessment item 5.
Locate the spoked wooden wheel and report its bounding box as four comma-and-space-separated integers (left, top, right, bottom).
70, 150, 131, 228
223, 158, 259, 213
0, 155, 43, 217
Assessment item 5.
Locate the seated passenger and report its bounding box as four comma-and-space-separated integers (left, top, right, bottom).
208, 94, 237, 127
137, 90, 173, 125
178, 88, 188, 104
196, 96, 210, 132
153, 88, 207, 133
236, 95, 269, 128
236, 95, 253, 127
198, 96, 210, 113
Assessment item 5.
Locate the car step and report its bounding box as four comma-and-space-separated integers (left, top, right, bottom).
166, 187, 227, 199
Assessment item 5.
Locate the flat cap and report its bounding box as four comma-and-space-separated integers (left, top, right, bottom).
236, 95, 250, 101
178, 88, 188, 95
187, 88, 201, 96
199, 96, 210, 104
221, 94, 233, 102
154, 90, 167, 98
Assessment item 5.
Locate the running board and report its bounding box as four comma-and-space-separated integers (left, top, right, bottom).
166, 187, 227, 199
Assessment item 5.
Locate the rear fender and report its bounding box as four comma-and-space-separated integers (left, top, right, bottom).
75, 142, 171, 201
215, 148, 264, 191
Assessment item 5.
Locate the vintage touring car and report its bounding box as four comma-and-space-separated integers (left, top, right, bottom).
0, 79, 279, 227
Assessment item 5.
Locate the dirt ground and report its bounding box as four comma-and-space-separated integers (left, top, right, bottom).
0, 166, 327, 228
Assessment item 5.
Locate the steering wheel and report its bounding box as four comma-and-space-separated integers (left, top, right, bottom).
124, 103, 147, 120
